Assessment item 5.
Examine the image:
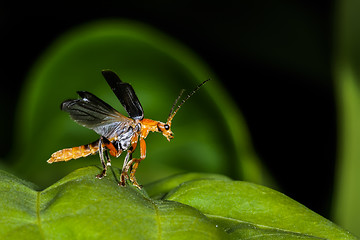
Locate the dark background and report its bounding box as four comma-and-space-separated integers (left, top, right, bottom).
0, 1, 335, 218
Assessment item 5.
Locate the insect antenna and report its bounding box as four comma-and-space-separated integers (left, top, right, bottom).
167, 79, 210, 125
168, 89, 185, 121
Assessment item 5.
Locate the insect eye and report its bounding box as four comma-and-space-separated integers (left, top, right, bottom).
164, 124, 170, 130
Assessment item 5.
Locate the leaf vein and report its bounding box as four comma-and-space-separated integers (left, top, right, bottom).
36, 192, 45, 239
153, 201, 162, 240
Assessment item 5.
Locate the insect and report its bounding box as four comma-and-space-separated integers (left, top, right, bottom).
47, 70, 209, 188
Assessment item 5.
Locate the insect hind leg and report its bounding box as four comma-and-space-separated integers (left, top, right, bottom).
96, 137, 112, 179
97, 150, 111, 178
96, 136, 122, 179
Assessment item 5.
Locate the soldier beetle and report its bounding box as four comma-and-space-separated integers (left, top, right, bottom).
48, 70, 209, 188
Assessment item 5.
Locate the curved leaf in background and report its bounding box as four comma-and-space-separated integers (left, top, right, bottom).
0, 167, 356, 239
333, 0, 360, 236
10, 20, 265, 188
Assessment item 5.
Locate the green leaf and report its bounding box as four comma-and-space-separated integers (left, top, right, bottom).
164, 180, 357, 240
145, 172, 232, 199
0, 167, 356, 239
0, 167, 226, 239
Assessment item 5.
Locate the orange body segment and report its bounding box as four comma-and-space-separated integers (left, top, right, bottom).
47, 140, 99, 163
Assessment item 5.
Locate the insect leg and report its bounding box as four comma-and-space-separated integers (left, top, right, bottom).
118, 133, 140, 187
96, 137, 107, 179
105, 150, 111, 166
101, 136, 119, 158
96, 136, 119, 179
119, 151, 132, 186
127, 137, 146, 189
97, 136, 123, 180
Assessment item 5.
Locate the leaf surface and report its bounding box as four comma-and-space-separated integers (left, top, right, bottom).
165, 180, 357, 239
0, 167, 225, 239
0, 167, 356, 239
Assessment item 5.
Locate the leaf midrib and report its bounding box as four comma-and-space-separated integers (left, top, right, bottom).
36, 191, 45, 239
152, 200, 162, 240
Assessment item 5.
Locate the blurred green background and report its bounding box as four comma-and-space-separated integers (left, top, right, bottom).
1, 0, 359, 236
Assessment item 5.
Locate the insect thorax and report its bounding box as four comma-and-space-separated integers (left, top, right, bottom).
112, 123, 141, 152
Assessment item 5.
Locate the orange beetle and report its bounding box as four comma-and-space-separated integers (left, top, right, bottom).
48, 70, 208, 188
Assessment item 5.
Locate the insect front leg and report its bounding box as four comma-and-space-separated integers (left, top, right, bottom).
125, 137, 146, 189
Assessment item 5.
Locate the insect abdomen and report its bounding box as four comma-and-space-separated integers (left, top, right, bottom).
47, 140, 99, 163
